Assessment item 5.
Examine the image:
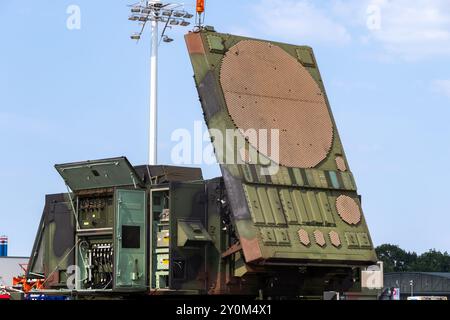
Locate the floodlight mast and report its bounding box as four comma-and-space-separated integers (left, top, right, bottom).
149, 11, 158, 166
128, 0, 193, 165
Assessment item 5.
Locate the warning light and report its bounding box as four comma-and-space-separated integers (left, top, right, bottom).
196, 0, 205, 13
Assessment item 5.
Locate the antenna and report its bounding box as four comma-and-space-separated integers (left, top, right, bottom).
128, 1, 193, 165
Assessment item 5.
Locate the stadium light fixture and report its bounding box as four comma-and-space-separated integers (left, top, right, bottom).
128, 1, 193, 165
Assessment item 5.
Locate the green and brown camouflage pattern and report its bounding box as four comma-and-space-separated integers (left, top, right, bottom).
185, 28, 377, 267
26, 29, 378, 298
27, 193, 75, 288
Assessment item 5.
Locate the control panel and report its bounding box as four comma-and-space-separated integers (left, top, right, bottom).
78, 195, 114, 230
151, 189, 170, 289
77, 238, 114, 289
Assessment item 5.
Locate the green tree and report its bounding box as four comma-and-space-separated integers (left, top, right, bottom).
375, 244, 417, 272
410, 249, 450, 272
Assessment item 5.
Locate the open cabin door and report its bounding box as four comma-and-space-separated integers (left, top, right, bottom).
55, 157, 142, 191
169, 182, 211, 291
114, 189, 147, 290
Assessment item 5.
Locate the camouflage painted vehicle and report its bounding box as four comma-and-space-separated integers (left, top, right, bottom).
27, 28, 377, 298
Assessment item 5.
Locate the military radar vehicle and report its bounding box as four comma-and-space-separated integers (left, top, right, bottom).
27, 28, 378, 299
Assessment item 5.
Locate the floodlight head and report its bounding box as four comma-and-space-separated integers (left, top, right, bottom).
129, 2, 194, 46
163, 35, 174, 43
173, 11, 184, 18
130, 33, 141, 40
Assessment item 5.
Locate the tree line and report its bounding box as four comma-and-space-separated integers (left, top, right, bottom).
375, 244, 450, 273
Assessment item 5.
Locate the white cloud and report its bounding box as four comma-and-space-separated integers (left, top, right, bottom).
250, 0, 351, 45
366, 0, 450, 60
249, 0, 450, 60
432, 79, 450, 98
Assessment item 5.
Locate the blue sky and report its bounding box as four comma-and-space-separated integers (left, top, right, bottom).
1, 0, 449, 256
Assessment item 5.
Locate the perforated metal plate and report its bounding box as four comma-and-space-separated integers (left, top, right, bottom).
335, 156, 347, 172
298, 229, 310, 246
336, 195, 362, 225
313, 230, 326, 247
220, 40, 334, 168
329, 231, 341, 247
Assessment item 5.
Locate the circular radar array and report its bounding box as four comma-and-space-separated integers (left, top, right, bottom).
220, 40, 334, 168
335, 195, 362, 225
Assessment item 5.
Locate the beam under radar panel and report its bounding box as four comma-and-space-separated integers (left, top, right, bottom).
185, 30, 377, 266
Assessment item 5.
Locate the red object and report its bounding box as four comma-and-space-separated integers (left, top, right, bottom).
12, 276, 44, 294
0, 293, 10, 300
196, 0, 205, 13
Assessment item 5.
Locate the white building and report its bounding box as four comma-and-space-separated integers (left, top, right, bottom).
0, 257, 29, 286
